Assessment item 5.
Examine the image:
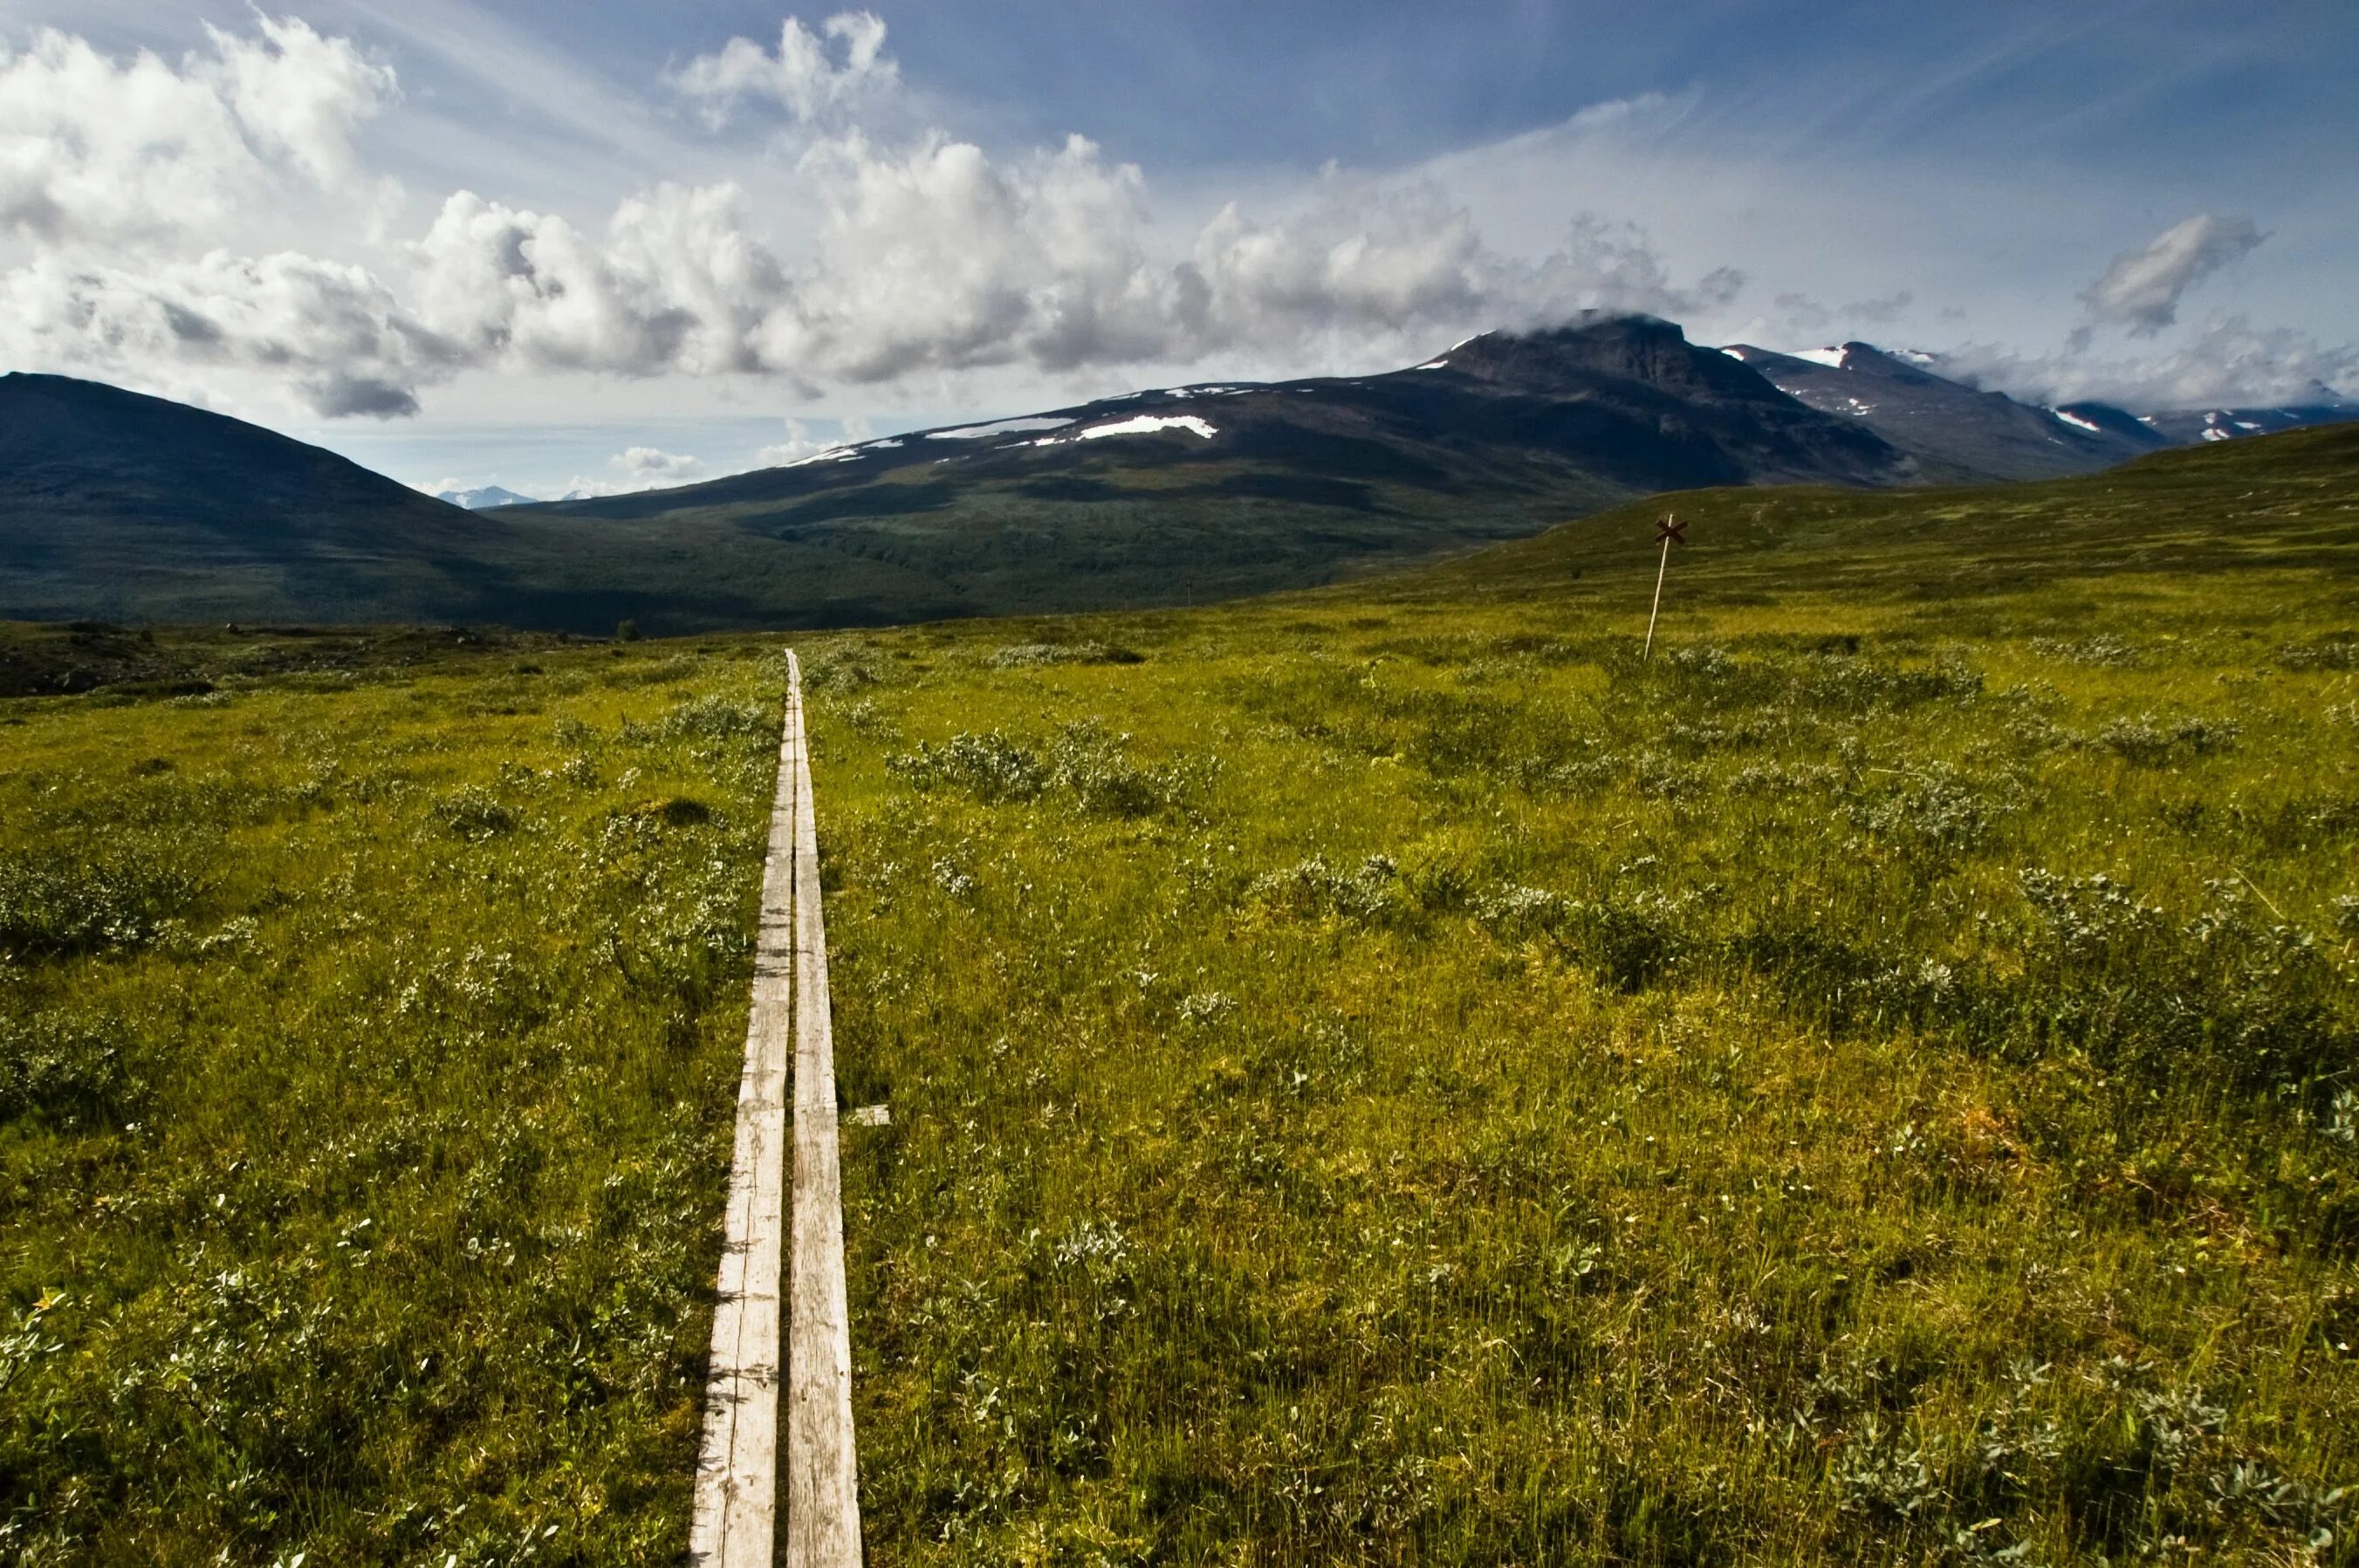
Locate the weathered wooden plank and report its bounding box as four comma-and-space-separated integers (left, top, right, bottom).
785, 650, 865, 1568
687, 661, 802, 1567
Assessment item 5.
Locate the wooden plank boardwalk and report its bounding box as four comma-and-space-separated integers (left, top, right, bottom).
689, 651, 863, 1568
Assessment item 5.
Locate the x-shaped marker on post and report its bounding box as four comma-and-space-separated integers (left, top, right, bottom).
1643, 513, 1686, 660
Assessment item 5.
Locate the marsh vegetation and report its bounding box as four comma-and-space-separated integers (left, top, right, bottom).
3, 427, 2355, 1562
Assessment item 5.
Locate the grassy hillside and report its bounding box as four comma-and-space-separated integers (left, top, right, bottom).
3, 426, 2355, 1563
1385, 419, 2359, 604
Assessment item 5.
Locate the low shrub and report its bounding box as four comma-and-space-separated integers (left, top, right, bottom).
0, 1011, 146, 1127
985, 641, 1145, 669
0, 848, 197, 959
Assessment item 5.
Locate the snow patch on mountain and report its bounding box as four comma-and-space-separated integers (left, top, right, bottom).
780, 445, 861, 467
1037, 414, 1219, 445
928, 416, 1074, 440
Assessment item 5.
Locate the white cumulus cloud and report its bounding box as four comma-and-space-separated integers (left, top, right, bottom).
1938, 316, 2355, 410
1521, 215, 1745, 325
408, 183, 788, 377
615, 446, 705, 479
752, 137, 1746, 382
0, 16, 394, 246
0, 20, 1752, 419
2081, 214, 2264, 337
667, 10, 895, 126
0, 249, 450, 416
557, 445, 711, 497
754, 414, 872, 465
761, 131, 1180, 380
1185, 188, 1487, 347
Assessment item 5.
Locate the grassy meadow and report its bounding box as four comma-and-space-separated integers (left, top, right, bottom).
0, 632, 788, 1561
3, 425, 2357, 1562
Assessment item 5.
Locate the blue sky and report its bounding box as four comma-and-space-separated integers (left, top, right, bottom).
3, 1, 2352, 496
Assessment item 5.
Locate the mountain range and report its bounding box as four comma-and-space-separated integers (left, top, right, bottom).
1719, 341, 2352, 479
1717, 342, 2165, 480
2137, 402, 2359, 444
2, 315, 2350, 632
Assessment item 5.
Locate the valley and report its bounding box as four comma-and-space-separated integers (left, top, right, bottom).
8, 315, 2349, 639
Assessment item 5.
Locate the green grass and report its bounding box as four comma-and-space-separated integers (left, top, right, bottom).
0, 640, 786, 1561
3, 426, 2358, 1563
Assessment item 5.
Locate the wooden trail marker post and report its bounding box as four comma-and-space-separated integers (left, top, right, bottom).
689, 651, 862, 1568
1642, 512, 1686, 661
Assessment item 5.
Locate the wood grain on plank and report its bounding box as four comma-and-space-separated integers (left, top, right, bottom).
785, 649, 865, 1567
687, 659, 801, 1566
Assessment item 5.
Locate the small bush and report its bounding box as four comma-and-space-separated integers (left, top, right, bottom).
0, 1012, 145, 1127
1046, 725, 1203, 817
891, 731, 1050, 803
804, 647, 882, 693
1848, 764, 2008, 861
0, 850, 197, 959
1473, 883, 1692, 990
435, 785, 518, 840
1557, 889, 1695, 991
2276, 637, 2359, 671
1623, 646, 1981, 716
1250, 854, 1400, 923
2016, 871, 2350, 1099
2096, 714, 2239, 765
2029, 634, 2142, 667
1472, 884, 1567, 941
648, 695, 772, 743
986, 641, 1146, 669
627, 796, 712, 827
892, 725, 1206, 815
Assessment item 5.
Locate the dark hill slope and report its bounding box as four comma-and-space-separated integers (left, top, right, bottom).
0, 373, 500, 624
0, 373, 461, 536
